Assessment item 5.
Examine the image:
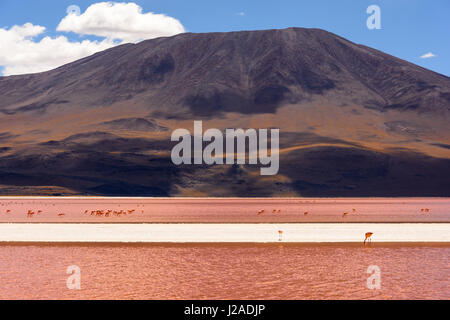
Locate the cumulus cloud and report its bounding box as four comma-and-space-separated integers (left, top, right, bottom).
57, 2, 185, 43
0, 23, 116, 75
0, 2, 185, 76
420, 52, 436, 59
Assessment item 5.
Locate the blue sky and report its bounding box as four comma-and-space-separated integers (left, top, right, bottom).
0, 0, 449, 76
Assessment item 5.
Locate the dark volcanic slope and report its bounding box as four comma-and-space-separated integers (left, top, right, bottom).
0, 28, 449, 196
1, 28, 449, 117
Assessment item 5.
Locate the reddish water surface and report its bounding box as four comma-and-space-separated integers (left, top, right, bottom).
0, 198, 449, 223
0, 243, 448, 300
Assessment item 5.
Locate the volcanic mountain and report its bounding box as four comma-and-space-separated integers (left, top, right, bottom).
0, 27, 449, 196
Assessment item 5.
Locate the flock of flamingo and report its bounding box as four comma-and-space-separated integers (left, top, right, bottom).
0, 202, 435, 244
0, 203, 145, 218
83, 209, 144, 217
257, 207, 431, 217
257, 207, 360, 217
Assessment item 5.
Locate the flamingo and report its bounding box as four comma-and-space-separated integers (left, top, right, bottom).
304, 211, 309, 216
257, 209, 264, 215
57, 213, 65, 217
342, 212, 349, 217
278, 230, 283, 241
424, 208, 430, 213
364, 232, 373, 244
352, 208, 356, 213
277, 209, 281, 214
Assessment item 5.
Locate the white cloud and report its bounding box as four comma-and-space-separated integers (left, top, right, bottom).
57, 2, 185, 43
236, 12, 245, 16
0, 2, 185, 76
420, 52, 436, 59
0, 23, 116, 76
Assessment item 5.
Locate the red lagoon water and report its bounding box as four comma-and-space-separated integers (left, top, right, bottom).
0, 198, 449, 223
0, 243, 448, 300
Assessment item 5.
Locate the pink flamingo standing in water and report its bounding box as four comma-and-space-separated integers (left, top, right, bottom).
364, 232, 373, 245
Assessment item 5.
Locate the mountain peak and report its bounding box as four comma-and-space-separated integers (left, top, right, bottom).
0, 28, 449, 196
